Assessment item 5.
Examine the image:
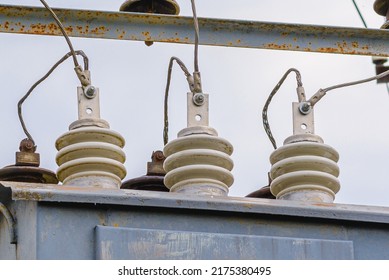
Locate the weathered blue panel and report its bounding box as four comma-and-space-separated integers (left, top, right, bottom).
0, 217, 16, 259
1, 183, 389, 259
95, 226, 354, 260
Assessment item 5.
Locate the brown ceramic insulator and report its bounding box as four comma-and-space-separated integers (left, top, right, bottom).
121, 150, 169, 192
246, 186, 276, 199
0, 166, 58, 184
0, 139, 58, 184
120, 0, 180, 15
374, 0, 389, 17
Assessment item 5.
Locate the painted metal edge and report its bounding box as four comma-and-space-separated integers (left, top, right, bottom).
1, 181, 389, 224
0, 5, 389, 56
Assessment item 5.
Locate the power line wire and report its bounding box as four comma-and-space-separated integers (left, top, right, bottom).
352, 0, 368, 28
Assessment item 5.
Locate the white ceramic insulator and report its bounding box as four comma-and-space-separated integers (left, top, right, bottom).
270, 141, 340, 203
55, 127, 126, 189
164, 134, 234, 196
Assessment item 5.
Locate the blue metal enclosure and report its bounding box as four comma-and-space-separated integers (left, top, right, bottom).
1, 182, 389, 260
1, 4, 389, 260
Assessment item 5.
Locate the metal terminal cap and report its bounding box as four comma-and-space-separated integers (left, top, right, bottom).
374, 0, 389, 16
120, 0, 180, 15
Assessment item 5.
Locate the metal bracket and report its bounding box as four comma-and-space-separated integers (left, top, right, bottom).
187, 92, 209, 127
293, 102, 315, 135
77, 86, 101, 120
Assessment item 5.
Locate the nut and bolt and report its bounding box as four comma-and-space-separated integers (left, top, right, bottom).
19, 138, 36, 153
299, 102, 312, 115
84, 85, 97, 99
193, 93, 205, 106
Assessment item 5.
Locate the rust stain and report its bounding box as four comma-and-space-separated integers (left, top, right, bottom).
142, 31, 151, 41
29, 23, 52, 34
316, 47, 339, 53
14, 190, 54, 201
165, 37, 190, 43
65, 26, 73, 33
264, 43, 294, 50
90, 26, 107, 35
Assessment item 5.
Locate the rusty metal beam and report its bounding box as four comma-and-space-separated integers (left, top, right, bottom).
0, 5, 389, 56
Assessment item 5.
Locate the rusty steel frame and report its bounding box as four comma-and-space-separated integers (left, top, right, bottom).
0, 4, 389, 57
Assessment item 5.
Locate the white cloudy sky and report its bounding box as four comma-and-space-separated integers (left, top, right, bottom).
0, 0, 388, 206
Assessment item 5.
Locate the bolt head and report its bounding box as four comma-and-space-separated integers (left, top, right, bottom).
193, 93, 205, 106
84, 86, 96, 99
299, 102, 312, 115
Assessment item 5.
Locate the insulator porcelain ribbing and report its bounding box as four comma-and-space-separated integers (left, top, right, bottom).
164, 133, 234, 196
55, 126, 126, 188
270, 141, 340, 202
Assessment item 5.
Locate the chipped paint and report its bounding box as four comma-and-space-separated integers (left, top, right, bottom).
0, 5, 388, 56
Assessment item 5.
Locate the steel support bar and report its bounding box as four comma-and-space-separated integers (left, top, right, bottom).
0, 5, 389, 56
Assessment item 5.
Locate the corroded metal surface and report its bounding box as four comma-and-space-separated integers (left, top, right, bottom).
0, 5, 389, 56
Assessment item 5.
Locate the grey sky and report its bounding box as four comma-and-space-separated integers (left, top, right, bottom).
0, 0, 388, 206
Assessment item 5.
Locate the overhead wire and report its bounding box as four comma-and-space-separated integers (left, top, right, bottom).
163, 57, 192, 146
19, 1, 91, 146
18, 51, 89, 146
190, 0, 200, 73
309, 68, 389, 106
351, 0, 368, 28
162, 0, 201, 145
262, 68, 303, 150
39, 0, 79, 68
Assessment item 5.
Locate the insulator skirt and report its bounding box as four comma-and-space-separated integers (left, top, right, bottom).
56, 127, 126, 188
270, 141, 340, 202
164, 134, 234, 196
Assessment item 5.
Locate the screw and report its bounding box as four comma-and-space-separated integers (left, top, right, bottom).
193, 93, 205, 106
84, 86, 96, 99
299, 102, 311, 115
